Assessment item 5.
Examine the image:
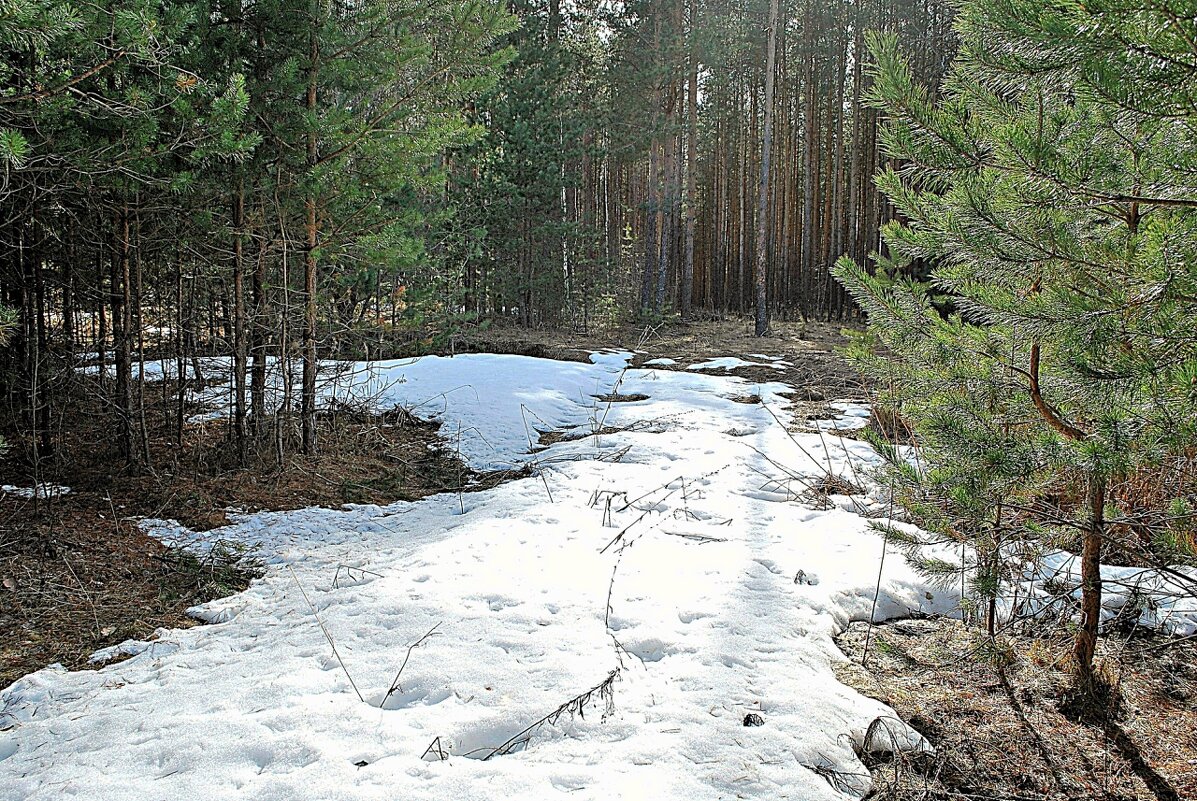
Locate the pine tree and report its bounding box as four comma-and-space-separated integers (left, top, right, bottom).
834, 3, 1197, 687
451, 0, 606, 327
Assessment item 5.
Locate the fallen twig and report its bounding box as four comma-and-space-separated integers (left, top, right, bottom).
481, 670, 620, 760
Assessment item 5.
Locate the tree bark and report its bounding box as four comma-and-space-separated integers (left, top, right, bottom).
232, 180, 248, 461
682, 7, 698, 321
251, 211, 268, 435
1074, 476, 1105, 683
112, 205, 138, 468
754, 0, 780, 336
302, 19, 320, 456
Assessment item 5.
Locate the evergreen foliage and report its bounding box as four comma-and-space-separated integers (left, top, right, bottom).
834, 2, 1197, 680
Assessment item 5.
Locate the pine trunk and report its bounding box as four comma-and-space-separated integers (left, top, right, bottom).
754, 0, 780, 336
302, 22, 320, 457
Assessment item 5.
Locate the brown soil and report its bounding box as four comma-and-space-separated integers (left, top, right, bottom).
0, 499, 258, 688
835, 618, 1197, 801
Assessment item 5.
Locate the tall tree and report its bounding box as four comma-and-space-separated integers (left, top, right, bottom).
753, 0, 779, 336
834, 6, 1197, 685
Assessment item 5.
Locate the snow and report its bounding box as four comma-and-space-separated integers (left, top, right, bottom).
809, 402, 872, 433
1020, 552, 1197, 637
686, 356, 788, 372
88, 638, 169, 666
1, 483, 71, 500
79, 351, 632, 470
6, 351, 1194, 799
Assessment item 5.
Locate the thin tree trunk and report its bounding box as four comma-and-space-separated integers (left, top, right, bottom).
112, 205, 137, 468
96, 247, 107, 392
1074, 476, 1105, 683
301, 20, 320, 456
232, 180, 248, 461
251, 211, 268, 435
754, 0, 780, 336
642, 143, 659, 314
133, 206, 150, 468
682, 9, 698, 321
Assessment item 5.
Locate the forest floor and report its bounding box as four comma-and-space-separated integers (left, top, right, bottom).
451, 317, 866, 398
2, 318, 1194, 800
836, 619, 1197, 801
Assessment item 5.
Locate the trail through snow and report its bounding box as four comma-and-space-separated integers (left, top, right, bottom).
3, 351, 1190, 800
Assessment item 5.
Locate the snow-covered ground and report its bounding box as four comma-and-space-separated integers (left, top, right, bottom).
3, 351, 1193, 800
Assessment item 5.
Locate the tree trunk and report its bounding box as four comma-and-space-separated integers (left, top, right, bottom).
754, 0, 780, 336
642, 142, 659, 315
112, 205, 137, 468
251, 221, 268, 436
302, 21, 320, 456
682, 13, 698, 321
1074, 475, 1105, 683
232, 180, 248, 462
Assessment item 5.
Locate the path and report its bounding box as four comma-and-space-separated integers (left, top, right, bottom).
1, 351, 948, 800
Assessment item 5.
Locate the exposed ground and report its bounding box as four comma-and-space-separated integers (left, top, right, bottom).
8, 318, 849, 688
1, 337, 947, 800
835, 618, 1196, 801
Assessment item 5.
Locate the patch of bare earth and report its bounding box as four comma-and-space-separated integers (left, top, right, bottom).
834, 618, 1196, 801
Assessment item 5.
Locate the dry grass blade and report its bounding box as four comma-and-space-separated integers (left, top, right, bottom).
383, 622, 442, 704
287, 565, 364, 703
481, 669, 620, 760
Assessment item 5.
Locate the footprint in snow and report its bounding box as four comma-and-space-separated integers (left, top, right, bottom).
754, 558, 784, 575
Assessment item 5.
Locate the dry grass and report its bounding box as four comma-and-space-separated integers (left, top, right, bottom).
835, 618, 1197, 800
0, 502, 261, 687
1, 318, 865, 690
592, 392, 650, 403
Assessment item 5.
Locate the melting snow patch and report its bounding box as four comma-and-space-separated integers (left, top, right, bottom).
687, 356, 785, 371
810, 401, 872, 432
1, 484, 71, 500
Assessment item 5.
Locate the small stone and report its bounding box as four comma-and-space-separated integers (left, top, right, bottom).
743, 713, 765, 727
